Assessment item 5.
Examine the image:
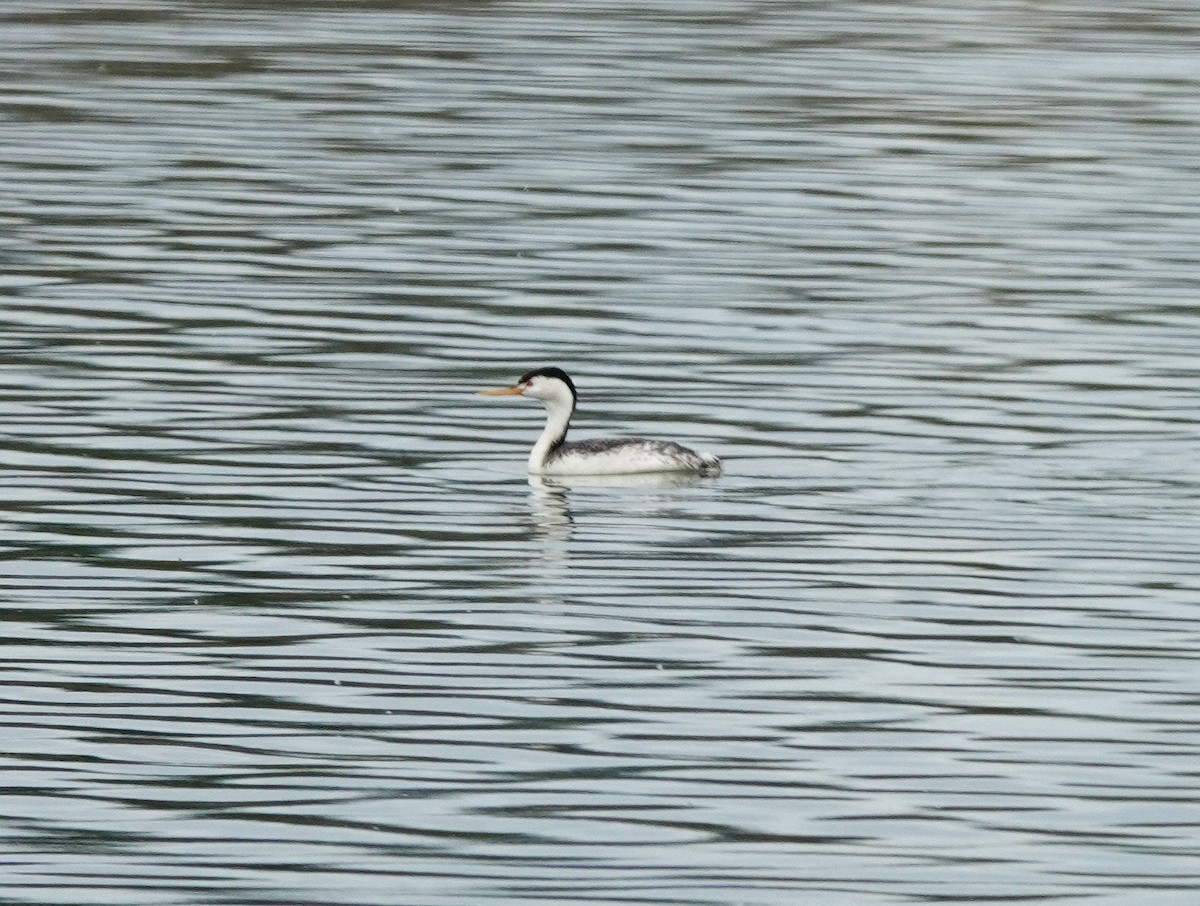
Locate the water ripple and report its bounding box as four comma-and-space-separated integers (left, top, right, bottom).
3, 1, 1200, 904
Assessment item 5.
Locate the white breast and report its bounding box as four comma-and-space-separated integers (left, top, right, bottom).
539, 438, 720, 476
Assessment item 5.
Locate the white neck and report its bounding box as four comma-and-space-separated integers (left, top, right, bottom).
528, 391, 575, 473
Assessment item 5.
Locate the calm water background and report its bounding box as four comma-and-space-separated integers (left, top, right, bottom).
2, 1, 1199, 904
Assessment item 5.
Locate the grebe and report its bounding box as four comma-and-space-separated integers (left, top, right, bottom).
479, 366, 721, 476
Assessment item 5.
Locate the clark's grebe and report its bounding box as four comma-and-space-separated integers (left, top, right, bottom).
479, 366, 721, 476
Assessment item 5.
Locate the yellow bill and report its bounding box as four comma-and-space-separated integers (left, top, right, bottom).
477, 385, 524, 396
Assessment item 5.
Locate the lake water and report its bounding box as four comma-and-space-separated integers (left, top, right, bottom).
2, 1, 1199, 904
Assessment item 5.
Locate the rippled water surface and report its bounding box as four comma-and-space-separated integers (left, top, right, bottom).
3, 1, 1200, 903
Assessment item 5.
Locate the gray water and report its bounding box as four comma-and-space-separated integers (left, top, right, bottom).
3, 1, 1200, 904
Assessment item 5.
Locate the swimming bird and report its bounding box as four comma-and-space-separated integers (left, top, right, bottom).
478, 366, 721, 476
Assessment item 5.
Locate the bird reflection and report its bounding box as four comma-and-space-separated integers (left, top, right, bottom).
524, 471, 720, 585
528, 471, 720, 540
528, 474, 573, 543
